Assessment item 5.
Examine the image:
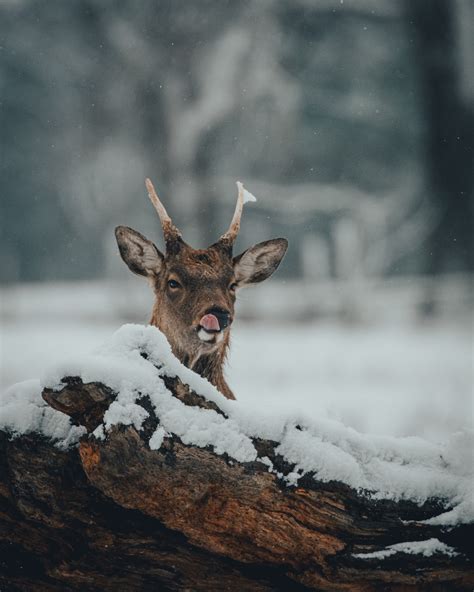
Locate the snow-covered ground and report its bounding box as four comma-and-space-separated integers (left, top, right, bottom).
231, 321, 473, 443
1, 315, 472, 444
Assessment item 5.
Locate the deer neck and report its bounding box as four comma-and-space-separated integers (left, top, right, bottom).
189, 345, 234, 400
150, 310, 234, 399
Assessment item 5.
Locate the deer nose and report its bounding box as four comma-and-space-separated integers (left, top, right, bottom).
204, 307, 232, 330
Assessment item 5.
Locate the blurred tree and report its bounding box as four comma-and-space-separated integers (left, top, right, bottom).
407, 0, 473, 277
0, 0, 471, 286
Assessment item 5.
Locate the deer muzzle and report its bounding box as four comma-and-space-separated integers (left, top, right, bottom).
197, 308, 231, 343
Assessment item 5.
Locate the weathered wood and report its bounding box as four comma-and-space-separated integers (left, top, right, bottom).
42, 377, 116, 433
0, 432, 303, 592
0, 376, 472, 591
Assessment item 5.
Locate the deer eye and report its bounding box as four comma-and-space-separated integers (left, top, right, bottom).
167, 279, 181, 289
229, 282, 238, 292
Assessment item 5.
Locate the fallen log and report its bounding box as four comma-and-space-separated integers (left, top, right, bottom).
1, 325, 472, 591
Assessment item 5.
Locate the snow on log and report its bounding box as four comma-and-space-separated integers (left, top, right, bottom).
1, 324, 473, 591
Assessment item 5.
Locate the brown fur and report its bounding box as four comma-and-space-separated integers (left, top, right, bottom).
149, 244, 236, 399
116, 215, 287, 400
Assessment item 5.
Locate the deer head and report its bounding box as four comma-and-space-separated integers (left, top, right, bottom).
115, 179, 288, 399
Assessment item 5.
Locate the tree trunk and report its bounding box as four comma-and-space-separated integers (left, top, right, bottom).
0, 376, 472, 591
407, 0, 474, 280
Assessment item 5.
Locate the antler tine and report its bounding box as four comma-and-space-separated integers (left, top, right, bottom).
145, 178, 171, 224
145, 178, 182, 250
219, 181, 245, 247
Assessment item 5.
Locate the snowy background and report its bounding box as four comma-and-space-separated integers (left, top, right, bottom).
1, 280, 472, 446
0, 0, 473, 449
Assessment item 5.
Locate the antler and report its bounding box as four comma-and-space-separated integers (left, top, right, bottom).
145, 178, 182, 252
218, 181, 250, 249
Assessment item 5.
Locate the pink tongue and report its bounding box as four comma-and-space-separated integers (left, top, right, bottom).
200, 314, 220, 332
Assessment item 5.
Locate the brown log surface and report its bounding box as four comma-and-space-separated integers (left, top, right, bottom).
0, 376, 472, 591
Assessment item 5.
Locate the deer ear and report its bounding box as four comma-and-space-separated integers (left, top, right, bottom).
115, 226, 164, 278
233, 238, 288, 287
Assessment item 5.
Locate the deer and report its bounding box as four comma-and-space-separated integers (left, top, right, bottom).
115, 179, 288, 400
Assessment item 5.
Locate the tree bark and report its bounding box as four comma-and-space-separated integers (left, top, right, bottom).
0, 376, 472, 591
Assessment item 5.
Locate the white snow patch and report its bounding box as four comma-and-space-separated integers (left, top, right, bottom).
103, 401, 149, 431
237, 181, 257, 204
0, 378, 86, 448
92, 424, 106, 441
353, 538, 459, 560
149, 426, 167, 450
